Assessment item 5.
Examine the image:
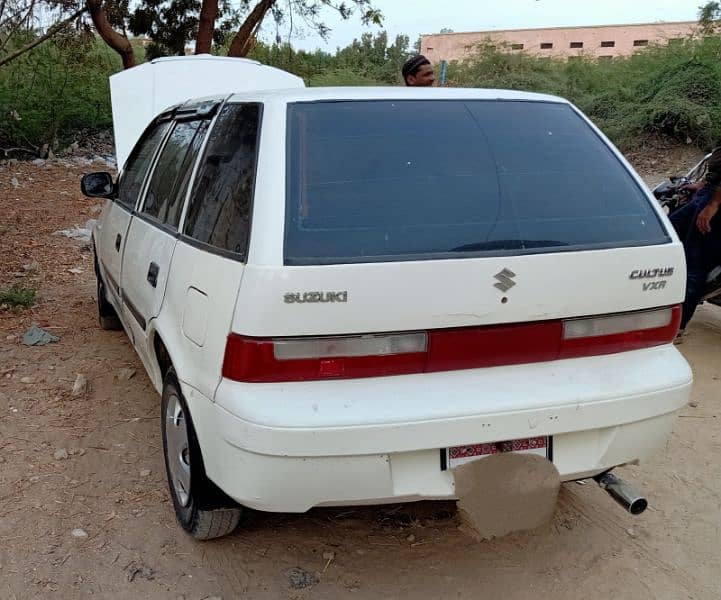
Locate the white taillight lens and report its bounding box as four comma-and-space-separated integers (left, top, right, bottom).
272, 332, 428, 361
563, 308, 673, 340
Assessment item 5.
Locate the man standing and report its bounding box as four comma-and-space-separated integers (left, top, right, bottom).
402, 55, 435, 87
669, 145, 721, 336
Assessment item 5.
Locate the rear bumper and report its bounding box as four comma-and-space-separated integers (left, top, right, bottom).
183, 346, 692, 512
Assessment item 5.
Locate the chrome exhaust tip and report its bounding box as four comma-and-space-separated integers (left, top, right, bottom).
594, 471, 648, 515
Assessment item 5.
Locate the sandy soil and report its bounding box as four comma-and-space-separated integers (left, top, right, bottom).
1, 153, 720, 600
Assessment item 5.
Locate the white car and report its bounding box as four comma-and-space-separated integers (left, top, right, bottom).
83, 85, 692, 540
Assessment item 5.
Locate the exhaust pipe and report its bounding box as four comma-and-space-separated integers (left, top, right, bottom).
593, 471, 648, 515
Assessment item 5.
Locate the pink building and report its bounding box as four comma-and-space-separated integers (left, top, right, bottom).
421, 21, 697, 63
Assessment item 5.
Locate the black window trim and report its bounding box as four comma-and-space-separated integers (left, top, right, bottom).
283, 98, 672, 266
176, 101, 265, 263
136, 117, 212, 233
115, 113, 175, 212
121, 100, 227, 240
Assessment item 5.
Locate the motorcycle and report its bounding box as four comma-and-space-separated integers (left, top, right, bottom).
651, 153, 721, 306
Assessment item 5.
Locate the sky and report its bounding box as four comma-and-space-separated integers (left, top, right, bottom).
282, 0, 706, 51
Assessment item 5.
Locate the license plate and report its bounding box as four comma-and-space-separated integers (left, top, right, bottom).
442, 436, 551, 470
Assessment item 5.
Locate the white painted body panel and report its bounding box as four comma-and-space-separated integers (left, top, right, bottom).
149, 241, 245, 398
109, 55, 304, 169
94, 201, 132, 314
120, 217, 177, 368
190, 345, 691, 511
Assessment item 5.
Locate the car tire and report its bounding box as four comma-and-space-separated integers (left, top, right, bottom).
161, 369, 242, 540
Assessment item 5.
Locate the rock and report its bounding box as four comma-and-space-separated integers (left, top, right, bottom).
32, 158, 46, 166
140, 469, 151, 477
23, 260, 39, 272
10, 177, 20, 188
5, 335, 15, 341
287, 567, 318, 590
118, 368, 137, 381
689, 401, 699, 408
626, 527, 637, 538
68, 268, 84, 274
322, 550, 335, 561
20, 376, 32, 384
71, 374, 88, 397
54, 448, 69, 460
71, 528, 88, 538
406, 534, 416, 543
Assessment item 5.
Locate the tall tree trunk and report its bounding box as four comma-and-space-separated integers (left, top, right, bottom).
86, 0, 135, 69
227, 0, 275, 57
195, 0, 218, 54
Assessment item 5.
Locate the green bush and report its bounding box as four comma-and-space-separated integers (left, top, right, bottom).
0, 284, 37, 308
0, 35, 123, 154
3, 29, 721, 154
447, 36, 721, 151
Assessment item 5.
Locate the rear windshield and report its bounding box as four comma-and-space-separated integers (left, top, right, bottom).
284, 100, 669, 265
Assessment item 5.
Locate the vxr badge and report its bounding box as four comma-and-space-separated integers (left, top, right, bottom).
494, 268, 516, 293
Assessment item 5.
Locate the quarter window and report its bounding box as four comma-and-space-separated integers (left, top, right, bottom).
183, 103, 262, 257
142, 119, 209, 229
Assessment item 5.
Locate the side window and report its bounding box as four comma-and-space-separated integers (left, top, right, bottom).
142, 119, 210, 229
117, 121, 170, 210
183, 103, 261, 257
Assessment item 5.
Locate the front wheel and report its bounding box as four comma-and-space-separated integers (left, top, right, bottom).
161, 369, 242, 540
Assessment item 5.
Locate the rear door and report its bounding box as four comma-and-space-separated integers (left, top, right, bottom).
95, 119, 171, 319
120, 113, 213, 365
159, 102, 261, 398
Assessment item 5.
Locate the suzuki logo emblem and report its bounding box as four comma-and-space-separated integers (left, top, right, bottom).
494, 268, 517, 293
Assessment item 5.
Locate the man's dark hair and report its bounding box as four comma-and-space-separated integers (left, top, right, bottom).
402, 55, 431, 85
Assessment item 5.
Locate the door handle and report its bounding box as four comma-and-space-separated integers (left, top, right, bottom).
115, 233, 122, 252
147, 262, 159, 288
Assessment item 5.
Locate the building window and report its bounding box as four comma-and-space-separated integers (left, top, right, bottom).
511, 43, 524, 50
570, 41, 583, 49
568, 56, 582, 62
599, 56, 613, 61
540, 42, 553, 49
601, 41, 615, 48
634, 39, 649, 47
426, 47, 434, 51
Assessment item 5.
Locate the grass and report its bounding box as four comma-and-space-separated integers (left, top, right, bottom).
0, 284, 37, 308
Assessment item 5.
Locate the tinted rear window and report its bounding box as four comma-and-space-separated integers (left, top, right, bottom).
284, 100, 669, 265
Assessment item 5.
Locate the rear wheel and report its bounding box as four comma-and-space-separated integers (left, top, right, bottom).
161, 369, 242, 540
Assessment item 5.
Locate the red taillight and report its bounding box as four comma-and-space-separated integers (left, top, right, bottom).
222, 306, 681, 383
559, 305, 681, 359
222, 334, 427, 383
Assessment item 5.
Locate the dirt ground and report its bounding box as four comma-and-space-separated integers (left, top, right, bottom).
1, 151, 720, 600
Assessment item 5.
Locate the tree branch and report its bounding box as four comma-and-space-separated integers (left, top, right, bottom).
0, 6, 84, 68
0, 0, 36, 53
227, 0, 276, 57
86, 0, 135, 69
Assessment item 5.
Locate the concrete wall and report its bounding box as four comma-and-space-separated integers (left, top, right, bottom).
421, 22, 697, 63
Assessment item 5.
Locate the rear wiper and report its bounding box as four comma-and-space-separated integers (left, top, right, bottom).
450, 240, 569, 252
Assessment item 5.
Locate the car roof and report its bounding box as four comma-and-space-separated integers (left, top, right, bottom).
225, 86, 569, 105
